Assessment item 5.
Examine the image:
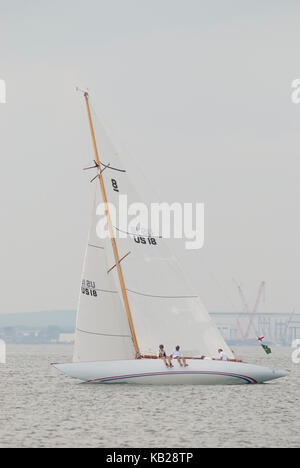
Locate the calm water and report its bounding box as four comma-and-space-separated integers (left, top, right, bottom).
0, 345, 298, 448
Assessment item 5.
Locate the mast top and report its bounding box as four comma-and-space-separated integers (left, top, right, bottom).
76, 86, 90, 98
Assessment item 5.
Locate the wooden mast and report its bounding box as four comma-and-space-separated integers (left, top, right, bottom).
83, 91, 141, 359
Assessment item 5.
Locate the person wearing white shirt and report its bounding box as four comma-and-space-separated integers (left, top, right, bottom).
218, 348, 228, 361
171, 346, 188, 367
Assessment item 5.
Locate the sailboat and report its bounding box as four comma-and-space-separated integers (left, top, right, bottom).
53, 91, 288, 385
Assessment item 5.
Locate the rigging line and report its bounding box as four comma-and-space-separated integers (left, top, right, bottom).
126, 288, 199, 299
76, 327, 131, 338
200, 257, 240, 314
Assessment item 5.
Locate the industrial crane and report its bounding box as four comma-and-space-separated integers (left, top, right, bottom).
234, 280, 266, 341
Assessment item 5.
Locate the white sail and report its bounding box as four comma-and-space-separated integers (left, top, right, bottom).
88, 116, 234, 360
73, 195, 135, 362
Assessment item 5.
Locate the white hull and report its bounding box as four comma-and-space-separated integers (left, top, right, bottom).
53, 359, 288, 385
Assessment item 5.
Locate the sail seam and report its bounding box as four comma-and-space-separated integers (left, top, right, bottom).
126, 288, 198, 299
113, 225, 162, 239
76, 327, 131, 338
94, 288, 118, 293
88, 244, 104, 250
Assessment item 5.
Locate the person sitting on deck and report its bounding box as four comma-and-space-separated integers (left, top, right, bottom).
158, 344, 173, 368
218, 348, 228, 361
170, 346, 188, 367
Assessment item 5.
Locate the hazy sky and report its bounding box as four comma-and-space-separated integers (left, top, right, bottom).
0, 0, 299, 315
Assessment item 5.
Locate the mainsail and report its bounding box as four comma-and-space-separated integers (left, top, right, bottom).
74, 94, 234, 362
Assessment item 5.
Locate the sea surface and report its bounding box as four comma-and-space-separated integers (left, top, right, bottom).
0, 345, 299, 448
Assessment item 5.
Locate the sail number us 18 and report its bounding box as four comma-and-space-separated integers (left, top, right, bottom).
134, 236, 157, 246
81, 280, 98, 297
